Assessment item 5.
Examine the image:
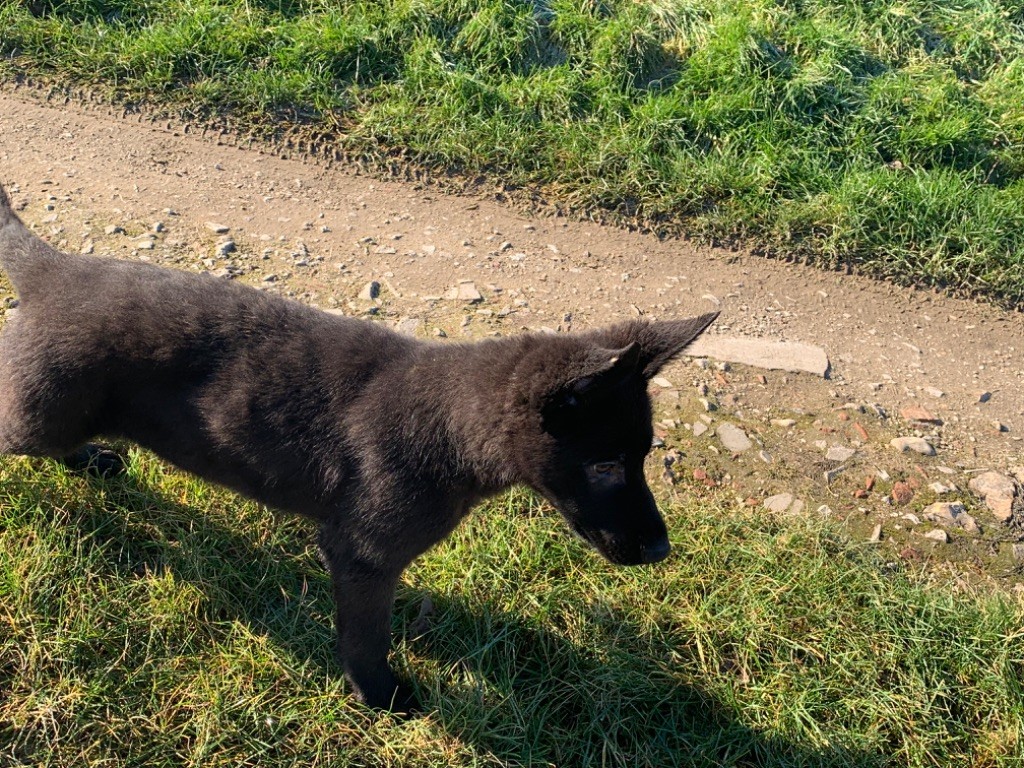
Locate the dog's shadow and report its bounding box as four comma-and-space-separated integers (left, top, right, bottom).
49, 465, 874, 767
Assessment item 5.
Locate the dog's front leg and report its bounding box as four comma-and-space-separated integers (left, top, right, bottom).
318, 531, 415, 712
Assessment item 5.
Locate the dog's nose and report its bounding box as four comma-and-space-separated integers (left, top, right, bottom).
641, 537, 671, 563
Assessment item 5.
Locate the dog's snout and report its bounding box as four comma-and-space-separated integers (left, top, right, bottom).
640, 537, 671, 563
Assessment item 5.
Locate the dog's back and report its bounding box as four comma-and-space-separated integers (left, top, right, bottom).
0, 185, 414, 515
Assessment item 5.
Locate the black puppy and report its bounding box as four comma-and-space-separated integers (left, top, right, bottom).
0, 182, 717, 711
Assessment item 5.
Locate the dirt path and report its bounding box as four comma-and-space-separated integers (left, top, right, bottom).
1, 86, 1022, 581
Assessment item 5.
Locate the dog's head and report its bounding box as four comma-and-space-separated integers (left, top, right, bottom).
510, 312, 719, 566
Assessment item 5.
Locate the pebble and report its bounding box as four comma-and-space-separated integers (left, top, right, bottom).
716, 423, 752, 453
924, 529, 949, 543
771, 418, 796, 428
900, 405, 940, 424
825, 445, 856, 462
1013, 543, 1024, 562
924, 387, 944, 398
929, 482, 956, 494
892, 482, 914, 505
869, 524, 882, 543
922, 502, 980, 534
446, 280, 483, 303
206, 222, 230, 234
967, 471, 1017, 522
215, 239, 236, 257
359, 281, 381, 300
104, 224, 123, 235
652, 377, 674, 388
890, 437, 935, 456
692, 422, 709, 437
764, 493, 795, 513
977, 391, 992, 403
136, 239, 154, 250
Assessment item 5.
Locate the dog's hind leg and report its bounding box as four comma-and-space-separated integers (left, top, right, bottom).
318, 526, 417, 713
57, 444, 127, 478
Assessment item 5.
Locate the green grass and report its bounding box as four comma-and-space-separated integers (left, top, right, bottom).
2, 0, 1024, 302
1, 450, 1021, 766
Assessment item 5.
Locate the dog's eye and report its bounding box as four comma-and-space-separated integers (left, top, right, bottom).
593, 462, 618, 475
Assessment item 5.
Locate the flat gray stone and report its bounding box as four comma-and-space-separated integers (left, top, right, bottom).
764, 493, 794, 513
890, 436, 936, 456
968, 471, 1017, 522
716, 423, 752, 452
445, 280, 483, 303
825, 445, 856, 462
686, 336, 830, 378
922, 502, 979, 533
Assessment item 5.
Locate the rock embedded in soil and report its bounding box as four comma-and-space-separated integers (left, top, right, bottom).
890, 436, 936, 456
892, 481, 914, 505
967, 471, 1017, 522
446, 280, 483, 303
922, 502, 980, 534
205, 222, 230, 234
685, 336, 830, 378
825, 445, 856, 462
359, 280, 381, 300
716, 423, 752, 452
924, 529, 949, 543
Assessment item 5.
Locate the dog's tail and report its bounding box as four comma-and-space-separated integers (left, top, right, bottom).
0, 179, 66, 296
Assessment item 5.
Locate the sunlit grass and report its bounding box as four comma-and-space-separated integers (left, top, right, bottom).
1, 0, 1023, 302
1, 450, 1021, 766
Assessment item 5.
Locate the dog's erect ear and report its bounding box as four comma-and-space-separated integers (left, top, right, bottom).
546, 342, 641, 413
585, 312, 720, 379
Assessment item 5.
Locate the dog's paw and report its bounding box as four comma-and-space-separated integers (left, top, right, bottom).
354, 679, 422, 717
59, 444, 127, 478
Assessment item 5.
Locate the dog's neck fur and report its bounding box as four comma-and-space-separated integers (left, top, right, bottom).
414, 335, 537, 494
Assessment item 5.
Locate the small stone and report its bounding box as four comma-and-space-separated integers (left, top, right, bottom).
892, 482, 914, 505
869, 524, 882, 543
359, 281, 381, 300
900, 405, 941, 424
924, 387, 944, 398
929, 482, 956, 495
104, 224, 124, 235
652, 377, 674, 388
692, 422, 709, 437
770, 418, 796, 428
136, 239, 154, 250
446, 281, 483, 303
824, 466, 846, 484
890, 437, 936, 456
758, 450, 773, 464
206, 222, 230, 234
977, 391, 992, 403
1013, 543, 1024, 562
825, 445, 856, 463
396, 318, 421, 336
764, 493, 795, 513
153, 222, 165, 233
991, 420, 1008, 433
433, 328, 447, 338
215, 239, 236, 257
80, 240, 95, 255
924, 529, 949, 543
716, 423, 753, 453
922, 502, 975, 533
967, 471, 1017, 522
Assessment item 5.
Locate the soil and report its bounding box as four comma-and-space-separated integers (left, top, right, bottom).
1, 84, 1022, 587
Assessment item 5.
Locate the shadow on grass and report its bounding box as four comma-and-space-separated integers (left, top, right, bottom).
57, 467, 877, 768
